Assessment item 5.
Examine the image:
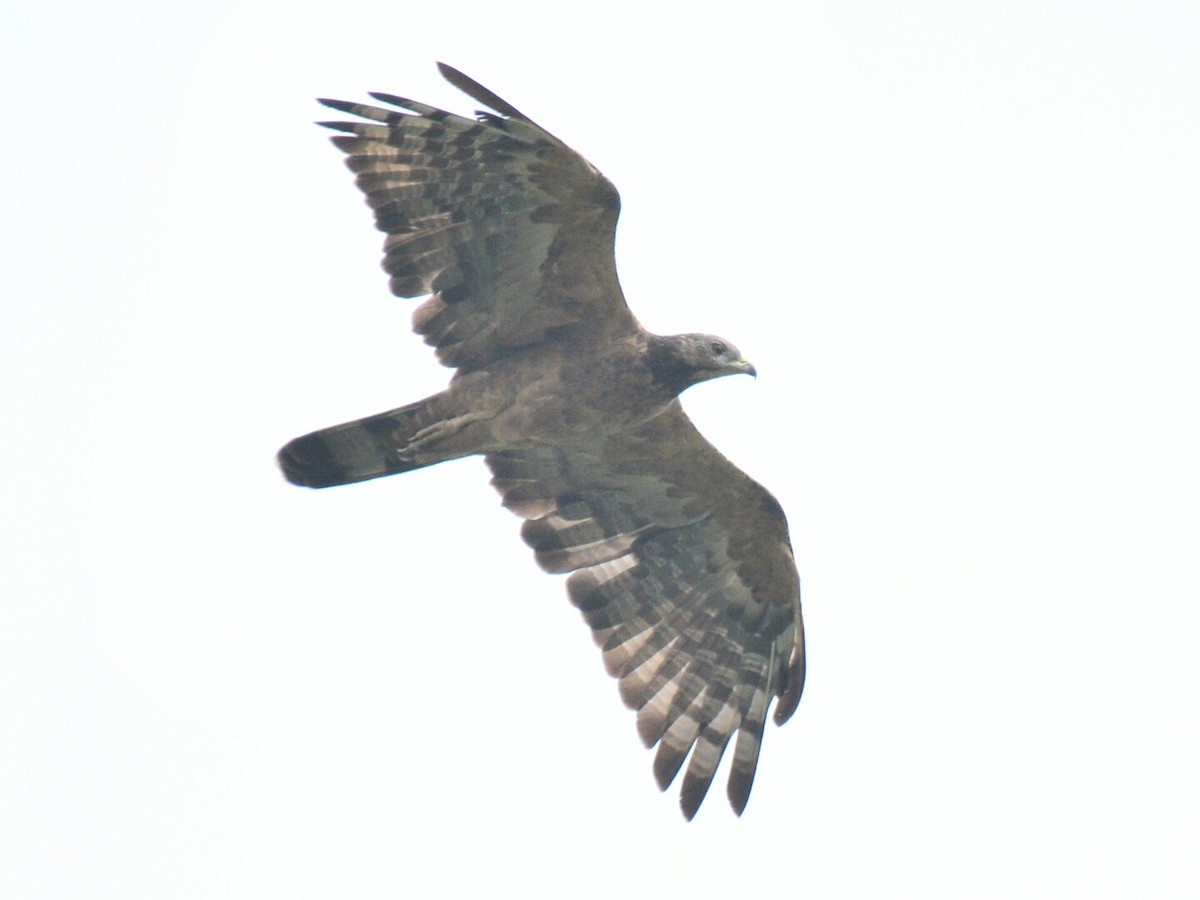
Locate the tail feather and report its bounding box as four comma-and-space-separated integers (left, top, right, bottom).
278, 399, 446, 488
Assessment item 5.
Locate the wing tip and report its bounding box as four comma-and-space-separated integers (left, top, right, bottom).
435, 61, 527, 120
679, 772, 716, 822
315, 120, 358, 134
728, 784, 751, 817
435, 60, 463, 83
773, 629, 807, 726
316, 97, 354, 113
367, 90, 412, 108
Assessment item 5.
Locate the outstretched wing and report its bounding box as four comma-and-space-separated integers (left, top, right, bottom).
486, 404, 805, 819
318, 63, 639, 372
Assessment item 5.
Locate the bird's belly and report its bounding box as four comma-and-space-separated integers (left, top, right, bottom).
483, 358, 667, 449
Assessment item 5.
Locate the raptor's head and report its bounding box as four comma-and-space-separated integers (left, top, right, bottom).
647, 333, 756, 394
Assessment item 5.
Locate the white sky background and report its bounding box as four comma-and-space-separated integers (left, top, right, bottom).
3, 1, 1199, 896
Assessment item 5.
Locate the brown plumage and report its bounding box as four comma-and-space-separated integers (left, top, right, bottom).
278, 63, 805, 819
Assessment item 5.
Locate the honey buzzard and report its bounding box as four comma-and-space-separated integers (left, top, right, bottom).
278, 64, 806, 819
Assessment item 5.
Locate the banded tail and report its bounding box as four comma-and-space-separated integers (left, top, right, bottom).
278, 398, 456, 488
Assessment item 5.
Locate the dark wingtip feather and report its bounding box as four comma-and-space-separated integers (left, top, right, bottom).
315, 120, 360, 134
317, 97, 360, 114
635, 711, 666, 748
727, 768, 754, 816
729, 790, 750, 817
367, 91, 415, 108
679, 772, 715, 822
652, 742, 688, 794
773, 629, 807, 726
436, 61, 526, 120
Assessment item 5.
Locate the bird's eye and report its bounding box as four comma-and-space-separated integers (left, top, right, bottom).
710, 341, 726, 355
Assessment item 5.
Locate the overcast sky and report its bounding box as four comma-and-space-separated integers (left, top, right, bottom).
3, 1, 1199, 897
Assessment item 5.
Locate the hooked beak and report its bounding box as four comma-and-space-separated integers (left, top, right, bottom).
735, 358, 757, 379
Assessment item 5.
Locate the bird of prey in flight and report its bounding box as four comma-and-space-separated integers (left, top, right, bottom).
279, 63, 806, 819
